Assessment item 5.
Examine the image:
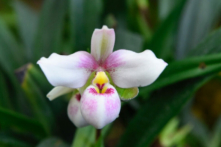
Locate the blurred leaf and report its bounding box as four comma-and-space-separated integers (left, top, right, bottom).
37, 137, 69, 147
72, 126, 95, 147
69, 0, 102, 51
0, 107, 46, 137
210, 116, 221, 147
189, 27, 221, 57
0, 18, 25, 73
15, 64, 55, 136
72, 125, 111, 147
114, 28, 143, 52
117, 76, 212, 147
140, 53, 221, 96
33, 0, 68, 62
0, 71, 11, 109
176, 0, 221, 59
149, 0, 186, 59
13, 1, 38, 61
0, 133, 32, 147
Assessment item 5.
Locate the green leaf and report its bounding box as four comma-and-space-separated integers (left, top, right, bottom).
149, 0, 186, 59
0, 17, 25, 73
140, 53, 221, 96
72, 126, 96, 147
0, 133, 32, 147
210, 116, 221, 147
0, 107, 46, 137
37, 137, 69, 147
114, 28, 143, 52
0, 70, 11, 109
188, 27, 221, 57
117, 76, 212, 147
69, 0, 102, 51
72, 125, 111, 147
33, 0, 68, 62
13, 1, 38, 61
15, 64, 55, 136
176, 0, 221, 59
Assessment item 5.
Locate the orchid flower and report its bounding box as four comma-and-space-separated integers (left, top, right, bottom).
37, 26, 167, 129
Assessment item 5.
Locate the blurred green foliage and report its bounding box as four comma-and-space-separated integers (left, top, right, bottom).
0, 0, 221, 147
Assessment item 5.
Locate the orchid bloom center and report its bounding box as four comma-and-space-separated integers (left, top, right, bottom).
92, 71, 109, 93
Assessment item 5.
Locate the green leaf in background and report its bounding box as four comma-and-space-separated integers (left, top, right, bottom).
72, 126, 95, 147
13, 1, 38, 61
0, 70, 11, 109
69, 0, 102, 52
115, 87, 139, 101
37, 137, 69, 147
114, 28, 143, 52
0, 133, 32, 147
0, 18, 25, 73
15, 64, 55, 136
188, 27, 221, 57
149, 0, 186, 59
33, 0, 68, 62
210, 116, 221, 147
140, 53, 221, 96
117, 76, 212, 147
0, 107, 46, 138
72, 125, 111, 147
176, 0, 221, 59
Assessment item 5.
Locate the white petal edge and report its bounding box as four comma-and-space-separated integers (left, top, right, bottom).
91, 25, 115, 64
47, 86, 73, 101
80, 84, 121, 129
37, 51, 98, 89
68, 93, 89, 127
103, 49, 168, 88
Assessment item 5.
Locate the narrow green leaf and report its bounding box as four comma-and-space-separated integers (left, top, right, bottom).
140, 53, 221, 96
117, 76, 212, 147
0, 18, 25, 73
149, 0, 186, 59
0, 107, 46, 137
114, 29, 143, 52
72, 126, 96, 147
210, 116, 221, 147
69, 0, 102, 51
188, 27, 221, 57
15, 64, 55, 136
176, 0, 221, 59
37, 137, 69, 147
33, 0, 68, 62
0, 71, 11, 109
13, 1, 38, 60
0, 133, 32, 147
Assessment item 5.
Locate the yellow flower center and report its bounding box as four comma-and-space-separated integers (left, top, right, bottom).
92, 71, 109, 93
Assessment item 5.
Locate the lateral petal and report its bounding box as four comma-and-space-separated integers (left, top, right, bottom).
47, 86, 73, 101
37, 51, 98, 88
103, 49, 168, 88
68, 93, 89, 128
81, 84, 121, 129
91, 25, 115, 64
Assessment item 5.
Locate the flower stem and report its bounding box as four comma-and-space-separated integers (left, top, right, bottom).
96, 129, 102, 141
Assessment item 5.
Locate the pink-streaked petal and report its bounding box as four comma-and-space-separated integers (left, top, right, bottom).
103, 49, 168, 88
91, 25, 115, 64
47, 86, 73, 101
68, 93, 89, 128
81, 84, 121, 129
37, 51, 98, 89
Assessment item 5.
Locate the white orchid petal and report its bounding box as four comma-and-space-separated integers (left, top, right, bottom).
68, 93, 89, 128
91, 25, 115, 64
103, 49, 168, 88
81, 84, 121, 129
47, 86, 73, 101
37, 51, 98, 89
